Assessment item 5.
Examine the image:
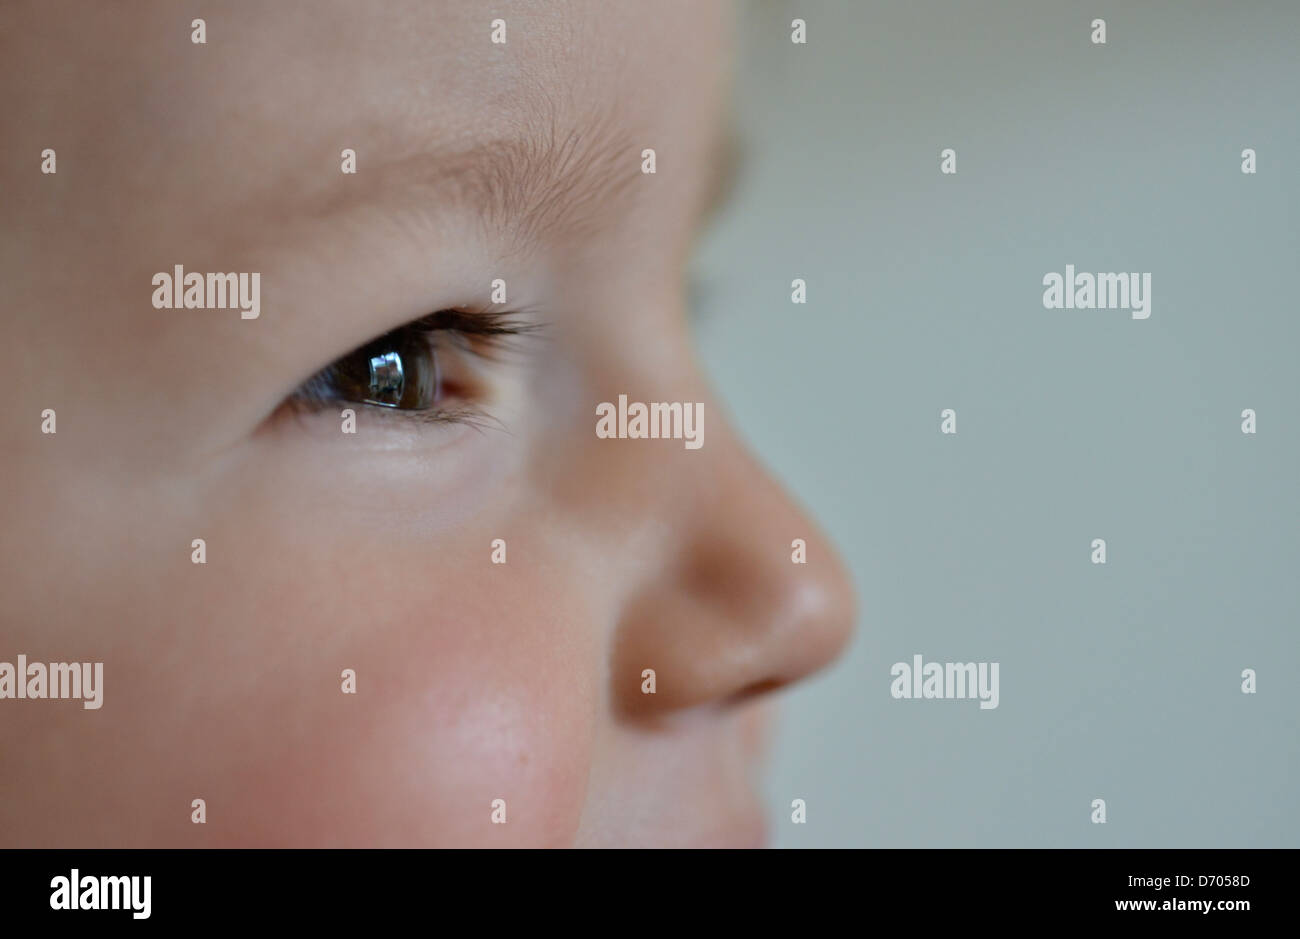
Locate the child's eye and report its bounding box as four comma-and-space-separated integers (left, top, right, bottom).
283, 309, 532, 420
297, 325, 441, 411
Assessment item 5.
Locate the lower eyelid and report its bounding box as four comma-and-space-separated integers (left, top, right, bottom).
266, 395, 490, 438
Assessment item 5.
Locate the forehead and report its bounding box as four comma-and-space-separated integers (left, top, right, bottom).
6, 0, 731, 223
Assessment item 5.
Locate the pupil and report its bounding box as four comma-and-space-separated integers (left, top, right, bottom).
366, 350, 405, 407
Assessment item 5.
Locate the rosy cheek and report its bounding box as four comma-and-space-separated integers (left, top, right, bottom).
291, 556, 598, 848
115, 490, 596, 848
356, 574, 598, 842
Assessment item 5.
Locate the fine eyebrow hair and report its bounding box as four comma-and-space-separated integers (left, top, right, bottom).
345, 109, 645, 257
317, 101, 740, 262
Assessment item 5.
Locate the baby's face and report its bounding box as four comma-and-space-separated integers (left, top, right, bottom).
0, 0, 854, 846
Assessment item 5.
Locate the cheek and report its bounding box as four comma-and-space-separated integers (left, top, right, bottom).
158, 514, 598, 847
337, 556, 600, 847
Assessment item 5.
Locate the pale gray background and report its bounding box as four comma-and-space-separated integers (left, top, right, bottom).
693, 0, 1300, 847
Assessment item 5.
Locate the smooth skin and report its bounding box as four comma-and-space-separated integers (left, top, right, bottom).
0, 0, 855, 847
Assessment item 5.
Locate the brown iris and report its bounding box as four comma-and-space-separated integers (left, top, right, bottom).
328, 328, 439, 410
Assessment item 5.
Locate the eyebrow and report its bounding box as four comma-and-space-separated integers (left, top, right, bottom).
318, 102, 742, 265
342, 110, 645, 258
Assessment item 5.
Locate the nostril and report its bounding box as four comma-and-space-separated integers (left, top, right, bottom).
723, 677, 785, 707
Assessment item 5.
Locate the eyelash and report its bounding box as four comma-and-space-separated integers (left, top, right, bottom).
284, 309, 531, 426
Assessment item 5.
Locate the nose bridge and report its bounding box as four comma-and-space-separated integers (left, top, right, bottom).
609, 401, 857, 717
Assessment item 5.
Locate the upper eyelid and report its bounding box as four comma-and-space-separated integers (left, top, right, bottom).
284, 309, 537, 415
408, 307, 542, 338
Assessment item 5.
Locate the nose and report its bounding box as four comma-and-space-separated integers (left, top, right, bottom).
611, 410, 857, 717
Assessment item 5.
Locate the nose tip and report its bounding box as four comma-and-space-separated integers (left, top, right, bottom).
739, 535, 857, 698
771, 550, 857, 684
611, 439, 858, 717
